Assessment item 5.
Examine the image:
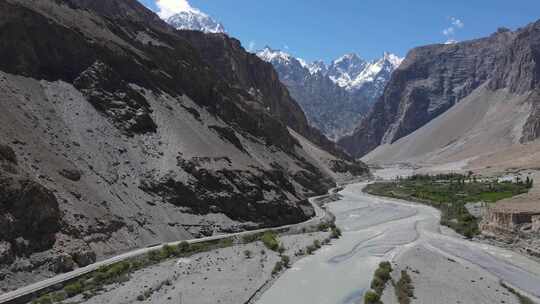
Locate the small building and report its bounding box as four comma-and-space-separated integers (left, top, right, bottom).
481, 201, 540, 235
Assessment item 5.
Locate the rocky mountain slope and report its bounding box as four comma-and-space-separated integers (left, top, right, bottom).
340, 23, 540, 162
0, 0, 368, 291
257, 48, 402, 140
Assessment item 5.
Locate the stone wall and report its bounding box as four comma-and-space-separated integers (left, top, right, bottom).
480, 210, 517, 236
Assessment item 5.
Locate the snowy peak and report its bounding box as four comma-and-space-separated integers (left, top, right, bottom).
166, 9, 225, 33
257, 47, 295, 65
382, 52, 404, 69
327, 54, 367, 86
328, 52, 403, 91
307, 60, 327, 75
256, 47, 402, 140
257, 48, 327, 76
256, 47, 402, 92
331, 53, 367, 71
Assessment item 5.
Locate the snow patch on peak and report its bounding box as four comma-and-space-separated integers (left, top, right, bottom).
382, 52, 404, 69
297, 58, 309, 69
329, 52, 403, 91
256, 47, 294, 64
333, 53, 361, 65
307, 60, 327, 75
165, 8, 225, 34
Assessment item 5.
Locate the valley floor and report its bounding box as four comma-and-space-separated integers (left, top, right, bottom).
27, 168, 540, 304
256, 168, 540, 304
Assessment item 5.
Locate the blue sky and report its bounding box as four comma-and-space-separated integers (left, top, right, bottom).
140, 0, 540, 62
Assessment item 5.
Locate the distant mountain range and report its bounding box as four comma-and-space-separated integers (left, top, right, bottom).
257, 47, 402, 140
163, 9, 402, 141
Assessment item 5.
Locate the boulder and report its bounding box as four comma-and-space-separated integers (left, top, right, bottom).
0, 144, 17, 164
59, 169, 82, 181
71, 249, 96, 267
0, 241, 14, 265
49, 254, 75, 273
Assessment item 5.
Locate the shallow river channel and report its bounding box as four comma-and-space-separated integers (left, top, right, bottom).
257, 169, 540, 304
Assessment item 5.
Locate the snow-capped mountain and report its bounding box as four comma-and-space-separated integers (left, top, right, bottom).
257, 47, 402, 140
257, 47, 297, 65
166, 9, 225, 33
327, 53, 368, 88
327, 52, 402, 92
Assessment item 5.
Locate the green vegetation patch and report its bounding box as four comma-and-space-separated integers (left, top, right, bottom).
261, 231, 280, 251
364, 290, 381, 304
394, 270, 414, 304
32, 217, 338, 303
364, 173, 532, 238
32, 238, 236, 304
365, 261, 393, 304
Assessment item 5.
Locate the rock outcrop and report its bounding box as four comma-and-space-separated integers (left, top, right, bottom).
0, 144, 60, 261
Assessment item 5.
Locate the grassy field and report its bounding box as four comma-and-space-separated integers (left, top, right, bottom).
364, 174, 532, 238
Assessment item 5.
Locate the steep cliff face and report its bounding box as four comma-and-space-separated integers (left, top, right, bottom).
175, 32, 311, 141
0, 0, 367, 290
177, 32, 350, 158
340, 22, 540, 158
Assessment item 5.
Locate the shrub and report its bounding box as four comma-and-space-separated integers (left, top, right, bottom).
218, 238, 234, 248
177, 241, 190, 253
64, 281, 83, 297
188, 242, 212, 253
374, 266, 391, 281
106, 261, 131, 278
51, 292, 67, 302
379, 261, 392, 272
93, 269, 108, 283
32, 295, 53, 304
244, 250, 252, 259
242, 232, 262, 244
147, 250, 160, 262
331, 227, 342, 239
364, 290, 380, 304
272, 261, 283, 275
261, 232, 280, 251
369, 261, 393, 297
318, 222, 330, 231
281, 255, 290, 268
370, 276, 385, 294
395, 270, 414, 304
313, 240, 321, 249
161, 244, 176, 258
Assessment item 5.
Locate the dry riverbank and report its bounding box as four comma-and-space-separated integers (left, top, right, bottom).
63, 232, 331, 304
